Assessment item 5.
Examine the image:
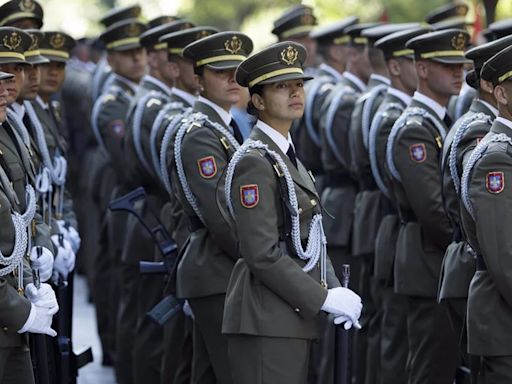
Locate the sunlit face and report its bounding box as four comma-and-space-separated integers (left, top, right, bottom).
398, 58, 418, 95
20, 64, 40, 100
156, 49, 177, 86
0, 79, 9, 122
254, 79, 305, 123
39, 61, 65, 96
0, 63, 25, 104
108, 47, 147, 82
494, 80, 512, 119
198, 67, 241, 110
420, 60, 464, 97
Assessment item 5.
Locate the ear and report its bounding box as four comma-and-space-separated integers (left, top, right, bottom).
415, 60, 428, 80
388, 58, 400, 77
147, 51, 159, 69
494, 84, 508, 106
480, 79, 494, 95
196, 74, 204, 92
251, 92, 265, 110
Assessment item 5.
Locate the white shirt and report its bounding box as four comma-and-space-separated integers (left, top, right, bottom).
387, 87, 412, 106
11, 102, 25, 119
143, 75, 173, 97
495, 117, 512, 131
318, 63, 343, 81
255, 120, 294, 155
342, 71, 366, 92
172, 87, 196, 107
370, 73, 391, 86
412, 91, 446, 121
197, 95, 232, 127
35, 95, 48, 110
479, 99, 499, 118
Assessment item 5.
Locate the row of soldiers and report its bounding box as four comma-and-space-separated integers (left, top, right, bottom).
72, 1, 512, 384
0, 0, 86, 383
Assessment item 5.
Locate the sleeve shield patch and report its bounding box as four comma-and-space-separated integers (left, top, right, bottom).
486, 172, 504, 194
197, 156, 217, 179
409, 143, 427, 163
240, 184, 259, 208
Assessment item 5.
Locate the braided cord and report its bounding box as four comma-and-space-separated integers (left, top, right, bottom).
369, 103, 404, 198
224, 139, 327, 276
460, 133, 512, 220
7, 108, 30, 147
174, 112, 240, 225
449, 113, 492, 195
362, 84, 387, 150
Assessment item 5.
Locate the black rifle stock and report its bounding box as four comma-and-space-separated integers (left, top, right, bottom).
335, 264, 352, 384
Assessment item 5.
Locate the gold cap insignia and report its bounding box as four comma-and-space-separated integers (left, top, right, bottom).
281, 45, 299, 66
125, 23, 140, 37
224, 36, 242, 54
301, 14, 315, 26
451, 32, 466, 50
19, 0, 35, 13
28, 33, 38, 50
197, 30, 211, 40
456, 5, 467, 16
3, 32, 22, 51
50, 33, 65, 49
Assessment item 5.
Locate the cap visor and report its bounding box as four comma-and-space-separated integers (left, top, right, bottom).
0, 57, 27, 65
26, 56, 50, 65
206, 60, 244, 70
258, 72, 313, 86
41, 55, 68, 63
110, 42, 143, 52
0, 71, 14, 80
430, 56, 472, 65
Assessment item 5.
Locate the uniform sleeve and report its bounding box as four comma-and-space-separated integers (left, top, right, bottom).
62, 187, 78, 229
181, 128, 238, 260
394, 123, 452, 249
471, 152, 512, 307
232, 154, 327, 320
33, 212, 56, 254
0, 278, 31, 332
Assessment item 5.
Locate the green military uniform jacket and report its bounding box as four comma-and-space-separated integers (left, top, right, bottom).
171, 100, 238, 299
447, 84, 477, 122
438, 99, 495, 300
462, 118, 512, 356
318, 74, 364, 247
222, 126, 340, 339
389, 97, 452, 297
349, 75, 389, 257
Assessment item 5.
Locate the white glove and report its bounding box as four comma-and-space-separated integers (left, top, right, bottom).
25, 283, 59, 311
51, 235, 75, 280
182, 300, 194, 318
18, 303, 58, 337
29, 247, 54, 282
67, 226, 81, 253
333, 315, 362, 330
321, 287, 362, 326
56, 220, 69, 238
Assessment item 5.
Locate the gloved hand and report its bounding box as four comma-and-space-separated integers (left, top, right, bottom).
18, 303, 58, 337
333, 314, 362, 330
321, 287, 362, 326
29, 246, 54, 282
67, 226, 81, 253
25, 283, 59, 311
51, 235, 75, 280
182, 300, 194, 318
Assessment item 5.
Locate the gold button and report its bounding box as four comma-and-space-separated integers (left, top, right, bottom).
294, 308, 300, 313
298, 208, 303, 214
310, 199, 317, 207
2, 327, 7, 332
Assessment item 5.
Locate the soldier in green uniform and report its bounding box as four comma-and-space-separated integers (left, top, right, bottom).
369, 26, 431, 384
0, 0, 43, 30
460, 44, 512, 384
121, 18, 194, 384
169, 31, 252, 384
155, 26, 218, 384
439, 36, 509, 382
386, 29, 470, 384
221, 41, 362, 384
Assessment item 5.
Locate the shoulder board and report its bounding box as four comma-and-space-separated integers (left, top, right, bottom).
146, 98, 162, 108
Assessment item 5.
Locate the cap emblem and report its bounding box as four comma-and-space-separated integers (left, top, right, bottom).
19, 0, 35, 12
50, 33, 65, 49
224, 36, 242, 54
456, 5, 467, 16
281, 45, 299, 66
196, 30, 211, 40
125, 23, 141, 37
301, 13, 315, 25
28, 33, 38, 50
3, 32, 21, 51
451, 33, 466, 50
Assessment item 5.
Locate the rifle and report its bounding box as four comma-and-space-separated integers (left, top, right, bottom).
109, 187, 182, 325
335, 264, 352, 384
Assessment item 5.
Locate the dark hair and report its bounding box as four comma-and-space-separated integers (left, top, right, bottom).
194, 65, 204, 76
247, 84, 264, 117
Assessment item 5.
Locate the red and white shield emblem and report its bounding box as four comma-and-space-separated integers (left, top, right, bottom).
486, 172, 504, 194
409, 143, 427, 163
197, 156, 217, 179
240, 184, 259, 208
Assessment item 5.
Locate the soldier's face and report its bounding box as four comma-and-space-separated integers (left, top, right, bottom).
108, 47, 147, 83
156, 50, 178, 86
20, 64, 40, 100
175, 57, 199, 94
39, 61, 66, 96
11, 19, 39, 29
422, 61, 464, 97
255, 79, 305, 123
398, 58, 417, 95
199, 67, 241, 110
0, 63, 24, 104
0, 80, 8, 122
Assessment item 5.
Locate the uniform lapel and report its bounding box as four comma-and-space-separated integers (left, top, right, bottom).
490, 119, 512, 137
194, 100, 228, 128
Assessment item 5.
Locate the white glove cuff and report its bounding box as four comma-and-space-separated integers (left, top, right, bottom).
18, 303, 36, 334
321, 290, 336, 313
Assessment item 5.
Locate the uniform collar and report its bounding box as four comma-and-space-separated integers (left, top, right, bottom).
254, 120, 293, 155
35, 95, 48, 110
387, 87, 412, 106
172, 87, 196, 107
197, 95, 232, 127
342, 71, 366, 92
113, 74, 139, 94
495, 117, 512, 132
11, 102, 25, 118
412, 91, 446, 121
143, 75, 173, 97
318, 63, 343, 81
478, 99, 498, 118
369, 73, 391, 86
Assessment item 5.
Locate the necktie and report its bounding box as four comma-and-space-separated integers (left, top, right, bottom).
443, 113, 453, 128
286, 145, 298, 168
229, 118, 243, 145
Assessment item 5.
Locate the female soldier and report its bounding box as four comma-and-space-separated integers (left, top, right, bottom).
222, 41, 363, 383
